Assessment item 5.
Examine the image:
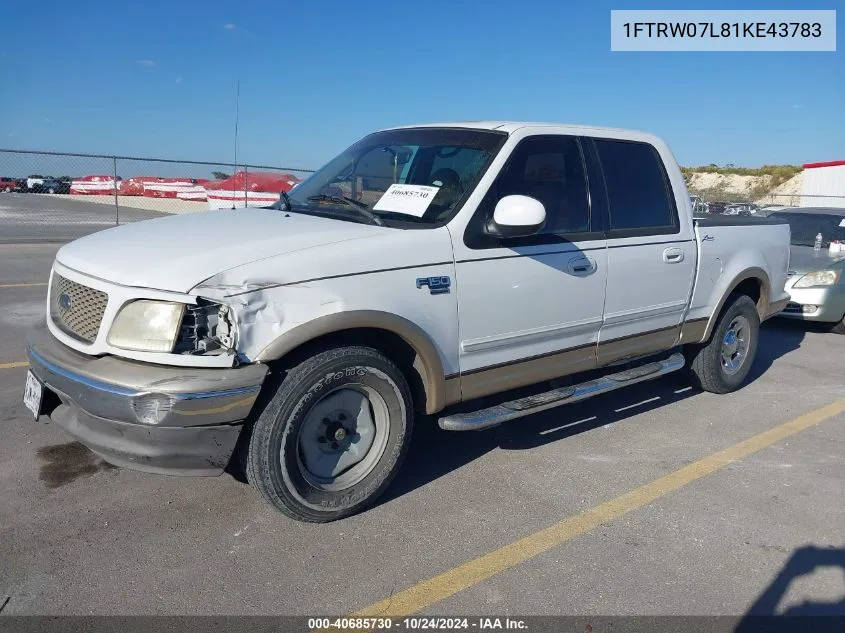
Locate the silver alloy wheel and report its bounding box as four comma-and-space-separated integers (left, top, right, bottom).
721, 315, 751, 375
294, 385, 390, 492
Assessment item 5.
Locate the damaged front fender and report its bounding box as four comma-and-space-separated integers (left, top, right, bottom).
193, 281, 453, 414
195, 276, 347, 363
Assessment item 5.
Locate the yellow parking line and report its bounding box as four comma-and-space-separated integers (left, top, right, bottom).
0, 361, 28, 369
352, 398, 845, 618
0, 282, 47, 288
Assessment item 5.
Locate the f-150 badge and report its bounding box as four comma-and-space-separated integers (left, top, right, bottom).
416, 276, 451, 295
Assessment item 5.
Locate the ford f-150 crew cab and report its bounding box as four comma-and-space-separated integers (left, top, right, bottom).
23, 122, 792, 522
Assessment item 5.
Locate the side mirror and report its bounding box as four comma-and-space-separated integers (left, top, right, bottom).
485, 195, 546, 238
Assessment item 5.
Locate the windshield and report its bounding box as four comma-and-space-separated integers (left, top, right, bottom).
770, 212, 845, 247
275, 127, 508, 227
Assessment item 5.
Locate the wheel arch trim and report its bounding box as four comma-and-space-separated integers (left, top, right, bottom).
700, 267, 771, 342
253, 310, 453, 415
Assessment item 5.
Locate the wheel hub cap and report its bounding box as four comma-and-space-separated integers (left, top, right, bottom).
720, 316, 750, 375
318, 415, 357, 452
723, 330, 738, 356
295, 386, 389, 491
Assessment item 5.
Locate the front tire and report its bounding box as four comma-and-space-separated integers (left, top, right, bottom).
829, 315, 845, 335
246, 346, 413, 522
685, 294, 760, 394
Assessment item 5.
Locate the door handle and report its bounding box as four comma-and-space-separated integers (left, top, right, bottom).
567, 257, 595, 275
662, 247, 684, 263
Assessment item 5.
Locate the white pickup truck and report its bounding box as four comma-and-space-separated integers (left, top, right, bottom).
24, 122, 791, 522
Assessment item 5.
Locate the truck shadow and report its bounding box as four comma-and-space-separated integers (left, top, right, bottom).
224, 319, 807, 499
734, 545, 845, 628
746, 318, 810, 382
380, 319, 806, 505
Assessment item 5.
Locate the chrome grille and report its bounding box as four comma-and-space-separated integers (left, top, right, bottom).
50, 273, 109, 343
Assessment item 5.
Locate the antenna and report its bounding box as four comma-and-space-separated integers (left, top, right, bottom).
232, 78, 240, 209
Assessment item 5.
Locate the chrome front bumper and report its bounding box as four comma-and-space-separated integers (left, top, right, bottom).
25, 320, 268, 476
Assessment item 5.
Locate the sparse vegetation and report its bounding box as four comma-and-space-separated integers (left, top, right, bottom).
680, 164, 802, 188
695, 181, 736, 203
681, 164, 804, 204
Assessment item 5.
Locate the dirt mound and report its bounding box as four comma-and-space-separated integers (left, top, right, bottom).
686, 171, 803, 205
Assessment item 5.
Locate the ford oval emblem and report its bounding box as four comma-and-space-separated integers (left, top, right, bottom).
58, 293, 72, 310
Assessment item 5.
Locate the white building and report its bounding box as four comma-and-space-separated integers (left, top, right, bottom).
801, 160, 845, 209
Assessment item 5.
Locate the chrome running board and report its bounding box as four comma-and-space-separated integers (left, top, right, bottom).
438, 352, 685, 431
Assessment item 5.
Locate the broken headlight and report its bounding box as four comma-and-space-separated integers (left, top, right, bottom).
173, 298, 236, 355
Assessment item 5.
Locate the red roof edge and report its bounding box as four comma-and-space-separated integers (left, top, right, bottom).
803, 160, 845, 169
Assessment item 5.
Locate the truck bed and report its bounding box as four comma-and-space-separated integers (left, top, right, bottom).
685, 215, 792, 328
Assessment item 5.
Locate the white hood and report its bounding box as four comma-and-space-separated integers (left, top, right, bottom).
55, 209, 384, 293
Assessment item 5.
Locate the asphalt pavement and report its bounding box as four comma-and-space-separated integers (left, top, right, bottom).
0, 192, 166, 243
0, 235, 844, 620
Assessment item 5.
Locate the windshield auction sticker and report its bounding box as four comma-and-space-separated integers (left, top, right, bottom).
374, 184, 440, 217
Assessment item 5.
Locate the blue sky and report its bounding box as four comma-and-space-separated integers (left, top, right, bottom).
1, 0, 841, 170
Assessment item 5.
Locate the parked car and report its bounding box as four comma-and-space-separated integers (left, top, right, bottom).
26, 175, 46, 190
707, 201, 729, 215
0, 177, 23, 192
32, 178, 70, 194
24, 122, 791, 522
724, 203, 760, 216
690, 195, 709, 214
771, 207, 845, 333
757, 204, 794, 218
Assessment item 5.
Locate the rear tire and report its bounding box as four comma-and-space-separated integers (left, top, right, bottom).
246, 346, 414, 522
685, 294, 760, 394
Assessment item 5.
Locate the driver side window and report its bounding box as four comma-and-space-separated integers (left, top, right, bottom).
493, 135, 591, 236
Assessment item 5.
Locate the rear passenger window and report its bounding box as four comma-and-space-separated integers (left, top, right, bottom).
593, 139, 677, 234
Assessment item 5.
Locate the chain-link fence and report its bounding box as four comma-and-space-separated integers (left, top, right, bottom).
4, 148, 844, 242
0, 149, 315, 242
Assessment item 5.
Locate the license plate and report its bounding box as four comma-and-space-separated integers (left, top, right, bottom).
23, 370, 43, 420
